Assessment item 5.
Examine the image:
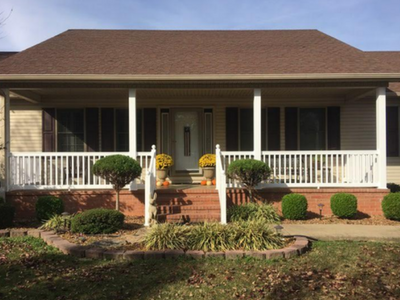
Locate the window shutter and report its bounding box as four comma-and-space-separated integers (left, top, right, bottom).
143, 108, 157, 151
226, 107, 239, 151
262, 108, 267, 151
240, 108, 253, 151
42, 108, 55, 152
268, 107, 281, 150
387, 107, 399, 157
327, 107, 341, 150
101, 108, 115, 151
86, 108, 99, 152
285, 107, 298, 150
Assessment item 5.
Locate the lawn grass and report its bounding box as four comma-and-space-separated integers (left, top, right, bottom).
0, 236, 400, 299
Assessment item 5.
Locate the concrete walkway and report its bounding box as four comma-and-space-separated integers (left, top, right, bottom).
282, 224, 400, 241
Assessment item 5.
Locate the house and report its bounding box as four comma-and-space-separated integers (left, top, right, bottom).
0, 30, 399, 224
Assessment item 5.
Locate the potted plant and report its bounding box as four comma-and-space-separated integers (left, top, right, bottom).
156, 154, 173, 184
199, 154, 216, 186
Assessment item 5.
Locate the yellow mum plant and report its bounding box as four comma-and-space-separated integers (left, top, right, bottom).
199, 154, 216, 168
156, 154, 174, 170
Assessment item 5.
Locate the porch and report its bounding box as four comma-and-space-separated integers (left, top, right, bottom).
0, 83, 391, 223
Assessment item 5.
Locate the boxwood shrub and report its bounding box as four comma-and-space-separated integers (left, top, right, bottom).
330, 193, 358, 219
0, 197, 15, 229
382, 193, 400, 221
227, 202, 280, 223
71, 208, 125, 234
281, 194, 308, 220
35, 196, 64, 221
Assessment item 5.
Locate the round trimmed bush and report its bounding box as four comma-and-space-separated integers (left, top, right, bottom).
71, 208, 125, 234
35, 196, 64, 221
0, 197, 15, 229
281, 194, 308, 220
330, 193, 358, 219
382, 193, 400, 221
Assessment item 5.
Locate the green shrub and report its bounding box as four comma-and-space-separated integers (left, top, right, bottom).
230, 220, 284, 251
71, 209, 125, 234
382, 193, 400, 221
35, 196, 64, 221
145, 223, 190, 250
387, 183, 400, 193
40, 214, 73, 232
92, 155, 142, 211
227, 159, 271, 202
227, 203, 280, 223
281, 194, 308, 220
0, 197, 15, 229
330, 193, 358, 219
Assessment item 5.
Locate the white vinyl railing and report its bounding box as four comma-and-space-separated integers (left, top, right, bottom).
219, 150, 380, 188
215, 145, 227, 224
144, 145, 157, 227
8, 151, 153, 190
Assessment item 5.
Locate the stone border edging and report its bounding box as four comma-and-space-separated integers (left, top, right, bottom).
1, 228, 310, 260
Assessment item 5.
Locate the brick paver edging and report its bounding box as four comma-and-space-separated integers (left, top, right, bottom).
0, 228, 309, 260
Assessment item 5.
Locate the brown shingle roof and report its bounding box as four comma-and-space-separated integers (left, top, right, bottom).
0, 30, 398, 76
0, 52, 18, 62
366, 51, 400, 92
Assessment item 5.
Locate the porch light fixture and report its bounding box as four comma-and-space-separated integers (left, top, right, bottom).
274, 225, 283, 235
317, 203, 325, 219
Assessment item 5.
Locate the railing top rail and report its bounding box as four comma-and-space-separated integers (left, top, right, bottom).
9, 151, 152, 157
261, 150, 379, 155
220, 151, 254, 156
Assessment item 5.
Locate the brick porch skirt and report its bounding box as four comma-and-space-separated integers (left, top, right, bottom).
6, 187, 389, 220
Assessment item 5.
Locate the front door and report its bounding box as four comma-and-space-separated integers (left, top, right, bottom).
171, 109, 202, 175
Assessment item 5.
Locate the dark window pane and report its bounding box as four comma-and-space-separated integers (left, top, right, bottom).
116, 109, 129, 152
57, 109, 84, 152
387, 107, 399, 157
240, 108, 253, 151
137, 109, 143, 151
300, 108, 326, 150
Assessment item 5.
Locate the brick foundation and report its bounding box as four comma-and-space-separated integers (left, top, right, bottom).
227, 188, 389, 216
7, 187, 389, 220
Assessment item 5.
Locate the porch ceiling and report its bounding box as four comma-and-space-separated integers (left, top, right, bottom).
9, 86, 377, 103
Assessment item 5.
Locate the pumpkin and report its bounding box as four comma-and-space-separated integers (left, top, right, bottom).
163, 181, 170, 187
200, 180, 207, 186
212, 179, 216, 185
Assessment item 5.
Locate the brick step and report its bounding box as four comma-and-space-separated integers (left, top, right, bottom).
156, 199, 220, 206
156, 195, 220, 200
158, 213, 221, 223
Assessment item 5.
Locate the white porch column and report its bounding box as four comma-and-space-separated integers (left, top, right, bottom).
253, 89, 262, 160
376, 87, 387, 189
0, 89, 10, 195
129, 89, 137, 158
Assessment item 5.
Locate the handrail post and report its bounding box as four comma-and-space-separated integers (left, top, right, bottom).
144, 145, 156, 227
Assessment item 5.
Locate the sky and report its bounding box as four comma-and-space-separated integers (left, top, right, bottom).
1, 0, 400, 52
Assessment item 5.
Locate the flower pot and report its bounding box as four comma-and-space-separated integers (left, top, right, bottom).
203, 167, 215, 186
157, 169, 169, 182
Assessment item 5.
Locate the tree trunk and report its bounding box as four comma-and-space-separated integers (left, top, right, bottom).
116, 190, 120, 211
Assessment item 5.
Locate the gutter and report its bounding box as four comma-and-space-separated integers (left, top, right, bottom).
1, 73, 400, 81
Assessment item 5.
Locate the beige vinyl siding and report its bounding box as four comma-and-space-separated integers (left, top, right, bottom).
10, 108, 42, 152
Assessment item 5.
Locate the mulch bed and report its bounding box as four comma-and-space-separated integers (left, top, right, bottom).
282, 214, 400, 225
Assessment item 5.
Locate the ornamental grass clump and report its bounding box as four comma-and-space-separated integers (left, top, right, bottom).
227, 202, 280, 223
145, 223, 190, 250
198, 154, 216, 168
40, 214, 73, 232
187, 222, 232, 252
92, 155, 142, 211
382, 193, 400, 221
231, 220, 284, 251
330, 193, 358, 219
227, 159, 271, 202
281, 194, 308, 220
156, 154, 174, 170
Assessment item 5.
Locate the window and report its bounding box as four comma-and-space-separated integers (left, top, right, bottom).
225, 108, 253, 151
116, 109, 129, 151
387, 107, 399, 157
299, 108, 326, 150
57, 109, 84, 152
